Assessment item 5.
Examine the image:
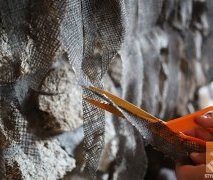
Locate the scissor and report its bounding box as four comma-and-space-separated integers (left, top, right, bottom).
84, 86, 213, 147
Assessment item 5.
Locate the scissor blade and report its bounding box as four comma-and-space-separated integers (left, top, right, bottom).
88, 86, 160, 123
84, 97, 124, 117
85, 86, 207, 146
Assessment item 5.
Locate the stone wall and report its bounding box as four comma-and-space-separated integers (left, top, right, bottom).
0, 0, 213, 179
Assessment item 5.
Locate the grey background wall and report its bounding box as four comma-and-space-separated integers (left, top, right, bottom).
0, 0, 213, 179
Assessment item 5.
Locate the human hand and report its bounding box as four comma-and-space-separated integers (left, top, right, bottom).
176, 111, 213, 180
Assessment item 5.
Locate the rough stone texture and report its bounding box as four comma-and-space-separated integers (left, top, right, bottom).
3, 140, 75, 180
198, 81, 213, 109
1, 0, 213, 179
38, 59, 82, 134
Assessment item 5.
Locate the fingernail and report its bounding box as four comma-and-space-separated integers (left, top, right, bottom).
204, 111, 213, 118
200, 115, 208, 119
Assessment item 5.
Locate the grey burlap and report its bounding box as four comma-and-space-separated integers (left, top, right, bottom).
1, 0, 213, 179
0, 0, 126, 178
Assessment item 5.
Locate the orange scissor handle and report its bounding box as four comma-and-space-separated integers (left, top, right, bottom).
166, 106, 213, 133
165, 106, 213, 146
84, 86, 212, 146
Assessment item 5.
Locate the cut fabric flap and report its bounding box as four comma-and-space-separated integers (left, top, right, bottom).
84, 86, 211, 162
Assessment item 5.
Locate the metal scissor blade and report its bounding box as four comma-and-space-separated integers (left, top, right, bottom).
84, 98, 124, 117
84, 86, 207, 146
87, 86, 160, 123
